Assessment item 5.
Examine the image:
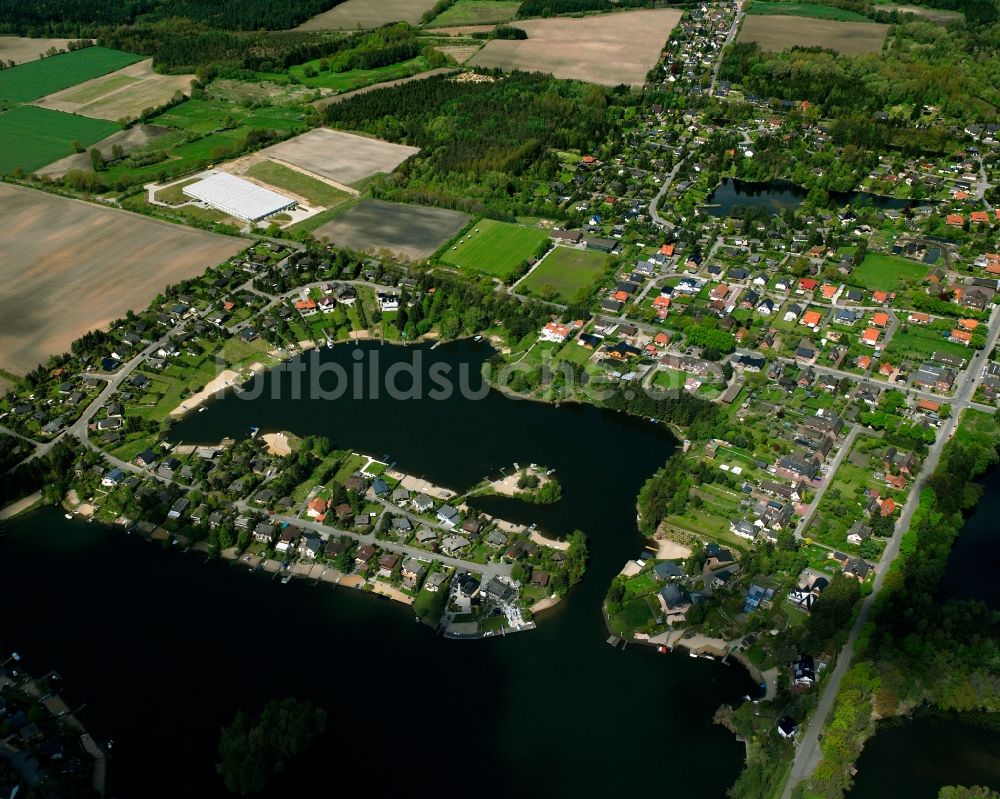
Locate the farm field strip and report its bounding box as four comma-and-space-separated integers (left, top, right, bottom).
737, 14, 888, 54
261, 128, 420, 187
0, 106, 119, 175
312, 199, 470, 261
33, 60, 196, 122
0, 184, 244, 376
0, 37, 85, 66
0, 46, 142, 104
427, 0, 521, 26
296, 0, 438, 30
747, 1, 871, 21
467, 9, 683, 87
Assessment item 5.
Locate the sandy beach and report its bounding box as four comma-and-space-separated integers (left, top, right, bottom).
261, 432, 292, 457
371, 581, 414, 605
170, 369, 240, 417
530, 595, 561, 614
388, 469, 456, 499
530, 531, 570, 551
650, 536, 693, 559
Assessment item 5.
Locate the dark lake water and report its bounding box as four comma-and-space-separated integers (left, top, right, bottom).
0, 341, 757, 798
938, 464, 1000, 608
704, 178, 917, 217
847, 715, 1000, 799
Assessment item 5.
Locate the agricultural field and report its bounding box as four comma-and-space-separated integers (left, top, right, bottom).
747, 1, 871, 21
517, 246, 612, 304
737, 14, 889, 54
467, 9, 683, 87
0, 106, 119, 174
0, 184, 243, 376
312, 200, 470, 260
427, 0, 521, 26
0, 36, 84, 66
439, 219, 550, 279
33, 59, 194, 121
850, 253, 928, 291
296, 0, 438, 30
261, 128, 420, 188
243, 160, 354, 209
0, 46, 142, 105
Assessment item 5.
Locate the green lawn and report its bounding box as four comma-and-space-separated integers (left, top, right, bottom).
0, 47, 142, 104
427, 0, 522, 25
518, 245, 612, 304
0, 106, 119, 174
244, 160, 353, 208
747, 1, 872, 21
850, 253, 928, 292
287, 56, 430, 93
439, 219, 549, 281
59, 73, 138, 105
884, 326, 970, 362
153, 178, 199, 205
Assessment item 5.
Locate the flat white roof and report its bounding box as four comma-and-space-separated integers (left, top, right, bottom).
183, 171, 296, 222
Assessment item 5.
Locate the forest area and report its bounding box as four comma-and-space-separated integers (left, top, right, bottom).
0, 0, 347, 34
321, 72, 614, 216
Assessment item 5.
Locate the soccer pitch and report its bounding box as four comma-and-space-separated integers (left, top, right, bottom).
439, 219, 549, 280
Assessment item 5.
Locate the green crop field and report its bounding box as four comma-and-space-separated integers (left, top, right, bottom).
518, 245, 612, 303
850, 253, 928, 292
286, 56, 430, 92
0, 106, 119, 174
747, 1, 872, 21
245, 161, 354, 208
0, 47, 142, 104
439, 219, 549, 280
428, 0, 522, 26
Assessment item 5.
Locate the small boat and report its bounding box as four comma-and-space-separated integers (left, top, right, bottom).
474, 335, 482, 342
657, 645, 667, 654
249, 426, 259, 439
64, 513, 73, 520
689, 650, 698, 658
280, 576, 291, 584
198, 407, 206, 413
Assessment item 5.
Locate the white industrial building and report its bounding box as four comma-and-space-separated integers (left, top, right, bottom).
182, 171, 297, 222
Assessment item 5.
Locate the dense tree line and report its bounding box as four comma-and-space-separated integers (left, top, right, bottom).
516, 0, 657, 17
0, 0, 347, 35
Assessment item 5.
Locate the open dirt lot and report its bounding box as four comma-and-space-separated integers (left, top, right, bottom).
261, 128, 420, 187
738, 14, 888, 54
296, 0, 438, 30
36, 124, 170, 179
313, 199, 470, 260
33, 59, 194, 120
467, 9, 683, 87
0, 36, 85, 66
0, 185, 243, 376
